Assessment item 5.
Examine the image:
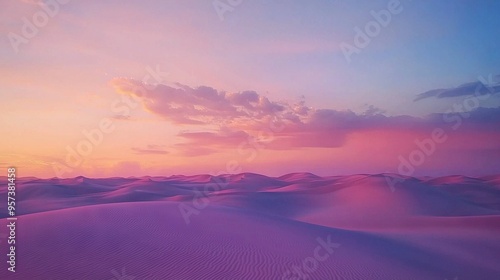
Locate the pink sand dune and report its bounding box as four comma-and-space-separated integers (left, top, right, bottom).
0, 173, 499, 279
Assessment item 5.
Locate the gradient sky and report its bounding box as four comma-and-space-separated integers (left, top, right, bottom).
1, 0, 500, 178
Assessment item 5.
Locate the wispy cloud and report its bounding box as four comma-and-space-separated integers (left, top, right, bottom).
131, 145, 168, 155
415, 76, 500, 101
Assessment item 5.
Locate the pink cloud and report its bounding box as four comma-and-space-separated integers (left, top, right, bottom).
111, 78, 500, 159
111, 78, 285, 125
131, 144, 168, 155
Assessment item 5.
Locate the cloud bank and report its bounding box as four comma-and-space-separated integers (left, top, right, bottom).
111, 78, 500, 156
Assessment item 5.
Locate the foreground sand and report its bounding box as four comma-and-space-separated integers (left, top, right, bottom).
1, 173, 499, 279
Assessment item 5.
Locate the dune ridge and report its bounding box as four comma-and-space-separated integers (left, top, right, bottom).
1, 173, 499, 279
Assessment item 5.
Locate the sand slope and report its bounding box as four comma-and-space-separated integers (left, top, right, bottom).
0, 174, 499, 279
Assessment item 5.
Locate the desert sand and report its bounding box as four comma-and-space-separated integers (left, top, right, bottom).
1, 173, 499, 279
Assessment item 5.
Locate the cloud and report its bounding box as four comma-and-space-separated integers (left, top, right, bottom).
174, 145, 218, 157
428, 106, 500, 128
415, 75, 500, 101
178, 130, 249, 146
363, 105, 386, 116
112, 78, 500, 156
131, 145, 168, 155
111, 78, 285, 125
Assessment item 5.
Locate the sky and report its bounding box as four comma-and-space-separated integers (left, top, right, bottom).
1, 0, 500, 178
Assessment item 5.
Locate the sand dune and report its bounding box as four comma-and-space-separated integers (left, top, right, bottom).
1, 173, 499, 279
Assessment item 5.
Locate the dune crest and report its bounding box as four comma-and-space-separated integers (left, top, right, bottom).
1, 173, 499, 279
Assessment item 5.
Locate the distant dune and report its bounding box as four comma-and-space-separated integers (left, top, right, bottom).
1, 174, 500, 279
